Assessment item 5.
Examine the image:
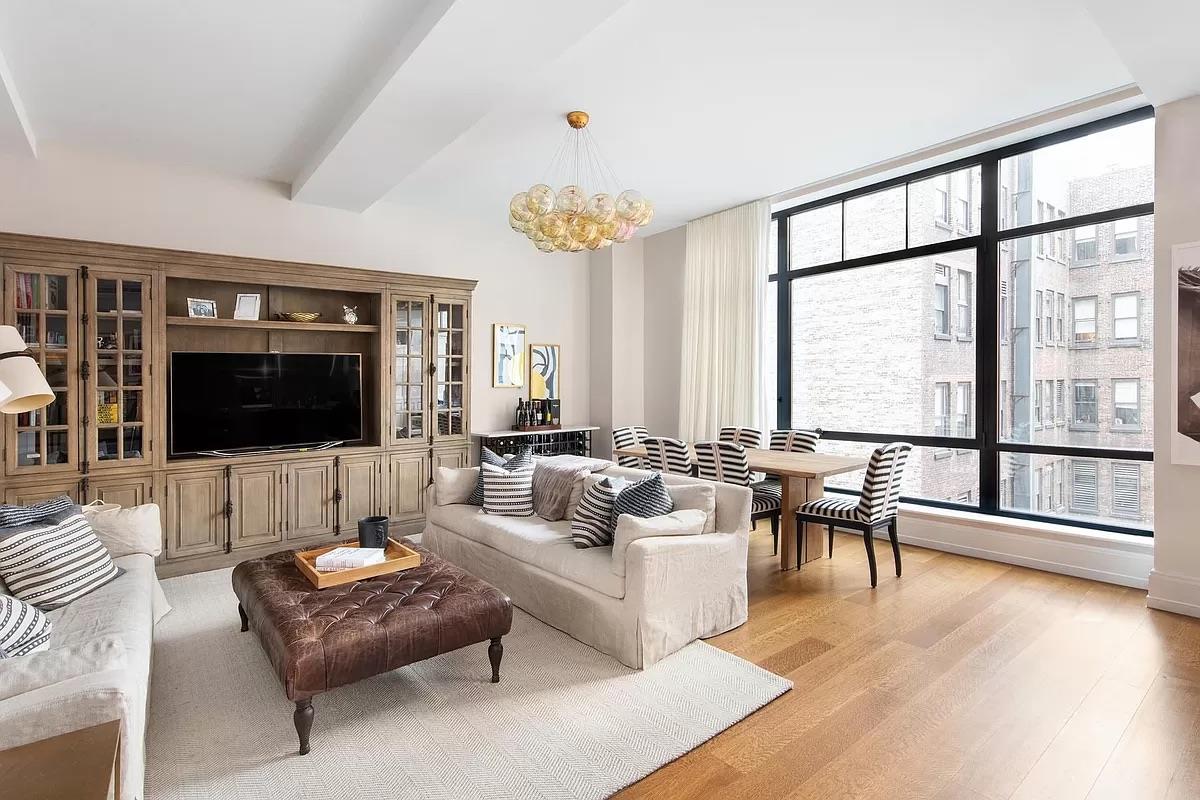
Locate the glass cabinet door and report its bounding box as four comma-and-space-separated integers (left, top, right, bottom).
88, 271, 151, 467
392, 296, 426, 442
5, 264, 78, 473
433, 298, 467, 440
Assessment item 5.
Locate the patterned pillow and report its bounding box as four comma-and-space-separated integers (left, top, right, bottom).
0, 495, 72, 528
612, 473, 674, 522
0, 594, 52, 657
571, 477, 628, 548
0, 511, 120, 610
481, 462, 535, 516
468, 446, 534, 506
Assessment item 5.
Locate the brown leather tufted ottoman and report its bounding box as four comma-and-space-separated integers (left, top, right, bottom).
231, 541, 513, 755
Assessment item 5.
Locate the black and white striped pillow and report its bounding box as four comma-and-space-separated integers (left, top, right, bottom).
571, 477, 627, 548
0, 594, 52, 657
469, 446, 534, 506
0, 495, 72, 527
481, 463, 535, 517
0, 512, 120, 609
612, 473, 674, 521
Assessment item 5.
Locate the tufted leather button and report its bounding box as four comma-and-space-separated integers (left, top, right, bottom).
231, 541, 513, 701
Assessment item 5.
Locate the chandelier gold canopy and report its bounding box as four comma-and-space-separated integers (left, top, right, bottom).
509, 111, 652, 253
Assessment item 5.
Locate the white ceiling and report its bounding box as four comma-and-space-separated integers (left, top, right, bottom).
0, 0, 1191, 233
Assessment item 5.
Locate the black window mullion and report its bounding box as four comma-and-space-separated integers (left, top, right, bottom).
777, 218, 791, 429
978, 154, 1000, 514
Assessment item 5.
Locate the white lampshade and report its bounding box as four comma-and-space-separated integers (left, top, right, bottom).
0, 325, 53, 414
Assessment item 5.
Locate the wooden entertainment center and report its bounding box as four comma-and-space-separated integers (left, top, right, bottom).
0, 232, 474, 576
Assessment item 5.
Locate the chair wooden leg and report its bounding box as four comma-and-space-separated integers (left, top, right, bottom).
888, 518, 902, 577
770, 514, 779, 555
862, 524, 878, 588
827, 524, 834, 558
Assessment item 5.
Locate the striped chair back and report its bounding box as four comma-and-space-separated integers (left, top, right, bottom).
612, 425, 650, 468
694, 441, 753, 487
643, 436, 692, 476
769, 428, 822, 453
856, 443, 913, 523
718, 426, 764, 449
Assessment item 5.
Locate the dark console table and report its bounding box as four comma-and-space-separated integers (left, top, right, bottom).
473, 425, 599, 460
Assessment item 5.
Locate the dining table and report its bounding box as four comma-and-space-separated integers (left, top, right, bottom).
610, 443, 869, 571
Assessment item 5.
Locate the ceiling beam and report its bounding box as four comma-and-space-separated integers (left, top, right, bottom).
1084, 0, 1200, 106
0, 43, 36, 157
290, 0, 629, 212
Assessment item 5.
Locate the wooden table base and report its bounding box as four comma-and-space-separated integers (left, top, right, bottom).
779, 476, 828, 570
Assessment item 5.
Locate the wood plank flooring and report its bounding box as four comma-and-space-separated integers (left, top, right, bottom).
615, 527, 1200, 800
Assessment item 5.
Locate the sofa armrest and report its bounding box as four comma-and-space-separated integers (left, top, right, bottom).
624, 531, 749, 667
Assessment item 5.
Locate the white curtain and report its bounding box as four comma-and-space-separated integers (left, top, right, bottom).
678, 200, 770, 441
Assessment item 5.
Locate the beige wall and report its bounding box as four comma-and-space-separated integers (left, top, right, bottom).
0, 143, 591, 435
588, 240, 645, 458
1149, 95, 1200, 617
642, 224, 686, 438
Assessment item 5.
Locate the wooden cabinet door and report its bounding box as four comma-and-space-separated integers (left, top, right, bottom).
431, 297, 469, 444
4, 478, 82, 505
164, 469, 224, 559
87, 474, 153, 507
286, 458, 335, 540
388, 450, 426, 522
433, 445, 469, 470
338, 454, 382, 529
230, 464, 283, 549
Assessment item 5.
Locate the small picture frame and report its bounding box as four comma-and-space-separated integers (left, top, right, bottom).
233, 293, 261, 321
187, 298, 217, 318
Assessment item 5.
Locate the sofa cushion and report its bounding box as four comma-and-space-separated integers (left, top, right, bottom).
0, 595, 51, 657
571, 477, 627, 548
434, 466, 479, 505
428, 503, 625, 598
482, 463, 535, 516
0, 511, 120, 610
611, 509, 708, 577
0, 495, 72, 527
666, 483, 717, 534
468, 446, 533, 505
81, 502, 162, 559
612, 473, 673, 520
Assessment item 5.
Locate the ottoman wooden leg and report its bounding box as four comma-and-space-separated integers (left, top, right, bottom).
238, 603, 248, 633
489, 637, 503, 683
294, 699, 314, 755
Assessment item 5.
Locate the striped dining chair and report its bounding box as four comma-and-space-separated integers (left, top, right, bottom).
612, 426, 650, 468
718, 426, 765, 448
695, 440, 783, 553
643, 436, 693, 477
795, 442, 913, 588
769, 428, 823, 453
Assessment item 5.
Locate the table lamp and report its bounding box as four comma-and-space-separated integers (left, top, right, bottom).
0, 325, 54, 413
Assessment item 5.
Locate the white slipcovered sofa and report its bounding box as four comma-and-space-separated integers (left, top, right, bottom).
423, 464, 752, 668
0, 504, 169, 800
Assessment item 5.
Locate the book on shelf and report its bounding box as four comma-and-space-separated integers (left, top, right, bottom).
314, 546, 387, 572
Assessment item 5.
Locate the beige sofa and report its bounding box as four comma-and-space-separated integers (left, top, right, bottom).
0, 508, 168, 800
423, 465, 752, 668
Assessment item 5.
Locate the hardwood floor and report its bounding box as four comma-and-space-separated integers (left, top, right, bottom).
615, 526, 1200, 800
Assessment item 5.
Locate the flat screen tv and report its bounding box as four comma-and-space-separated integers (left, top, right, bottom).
170, 352, 363, 456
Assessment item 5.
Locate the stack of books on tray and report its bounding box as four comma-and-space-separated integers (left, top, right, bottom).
314, 546, 387, 573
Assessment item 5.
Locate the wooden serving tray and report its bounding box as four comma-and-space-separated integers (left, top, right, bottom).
512, 423, 561, 432
294, 538, 422, 589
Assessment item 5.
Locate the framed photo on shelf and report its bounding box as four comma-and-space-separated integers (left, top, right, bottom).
187, 297, 217, 318
234, 293, 261, 320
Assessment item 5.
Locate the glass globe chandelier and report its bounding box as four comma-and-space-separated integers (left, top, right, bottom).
509, 110, 652, 253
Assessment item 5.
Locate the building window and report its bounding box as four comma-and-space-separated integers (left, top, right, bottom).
1070, 460, 1099, 513
1056, 379, 1065, 423
1037, 202, 1046, 256
1113, 380, 1140, 429
1034, 381, 1043, 426
956, 270, 972, 336
1000, 187, 1010, 229
1000, 380, 1007, 437
1114, 217, 1138, 257
1000, 281, 1009, 342
934, 269, 949, 336
1056, 292, 1065, 342
957, 197, 971, 231
1044, 379, 1054, 424
1045, 293, 1054, 345
934, 181, 950, 224
956, 382, 971, 437
1056, 461, 1065, 508
1074, 224, 1098, 262
1035, 290, 1044, 344
1073, 380, 1098, 427
1073, 297, 1097, 344
1112, 463, 1141, 517
934, 382, 950, 436
1113, 293, 1139, 341
1034, 467, 1043, 510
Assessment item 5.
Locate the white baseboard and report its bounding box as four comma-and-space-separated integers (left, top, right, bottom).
881, 505, 1154, 590
1147, 569, 1200, 618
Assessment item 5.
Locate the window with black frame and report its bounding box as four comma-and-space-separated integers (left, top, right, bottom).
770, 108, 1154, 535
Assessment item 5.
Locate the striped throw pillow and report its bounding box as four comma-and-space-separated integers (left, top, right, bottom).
0, 594, 52, 657
469, 446, 534, 506
0, 495, 72, 527
481, 462, 535, 517
0, 512, 120, 610
571, 477, 627, 548
612, 473, 674, 521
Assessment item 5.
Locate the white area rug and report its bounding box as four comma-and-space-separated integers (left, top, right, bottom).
146, 567, 790, 799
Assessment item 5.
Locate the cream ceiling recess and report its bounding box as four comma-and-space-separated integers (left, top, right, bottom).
508, 111, 653, 253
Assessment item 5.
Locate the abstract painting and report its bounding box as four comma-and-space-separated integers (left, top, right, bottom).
493, 323, 526, 388
530, 343, 560, 400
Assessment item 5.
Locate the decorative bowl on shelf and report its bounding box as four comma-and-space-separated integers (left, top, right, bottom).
276, 312, 321, 323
